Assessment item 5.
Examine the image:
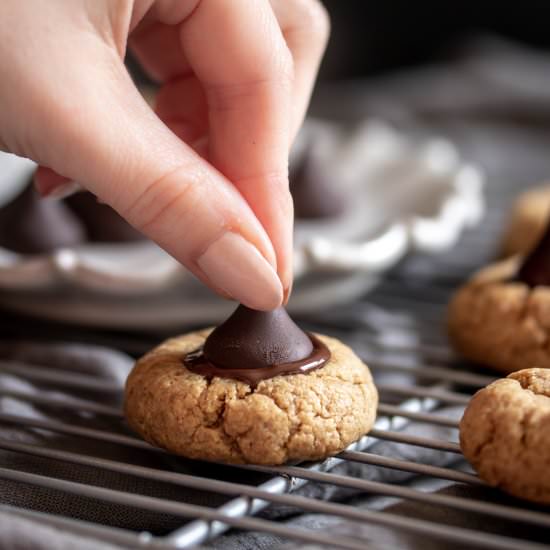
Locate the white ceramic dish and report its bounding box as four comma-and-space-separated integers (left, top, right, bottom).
0, 120, 484, 329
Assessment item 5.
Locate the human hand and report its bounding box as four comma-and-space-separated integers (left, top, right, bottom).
0, 0, 329, 310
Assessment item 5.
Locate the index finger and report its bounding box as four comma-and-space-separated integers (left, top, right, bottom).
177, 0, 295, 299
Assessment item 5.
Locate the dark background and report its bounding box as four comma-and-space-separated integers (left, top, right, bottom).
128, 2, 550, 84
319, 1, 550, 80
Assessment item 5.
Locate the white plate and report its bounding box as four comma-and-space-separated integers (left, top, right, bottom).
0, 120, 484, 329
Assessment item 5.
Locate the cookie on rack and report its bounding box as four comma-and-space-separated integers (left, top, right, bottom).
501, 182, 550, 257
448, 219, 550, 373
124, 305, 378, 465
460, 368, 550, 504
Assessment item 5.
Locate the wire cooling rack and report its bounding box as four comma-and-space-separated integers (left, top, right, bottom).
0, 181, 549, 549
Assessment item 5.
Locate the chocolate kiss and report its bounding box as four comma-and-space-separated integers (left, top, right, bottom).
290, 145, 347, 219
0, 184, 85, 254
203, 305, 313, 370
517, 220, 550, 286
65, 192, 144, 243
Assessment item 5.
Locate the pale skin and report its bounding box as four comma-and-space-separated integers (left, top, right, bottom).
0, 0, 329, 310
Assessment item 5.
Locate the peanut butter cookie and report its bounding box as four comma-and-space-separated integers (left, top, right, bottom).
448, 257, 550, 373
124, 330, 378, 465
460, 368, 550, 504
502, 183, 550, 257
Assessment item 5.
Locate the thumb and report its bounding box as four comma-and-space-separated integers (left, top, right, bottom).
27, 52, 283, 311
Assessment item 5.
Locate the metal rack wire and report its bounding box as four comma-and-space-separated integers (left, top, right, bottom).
0, 184, 549, 549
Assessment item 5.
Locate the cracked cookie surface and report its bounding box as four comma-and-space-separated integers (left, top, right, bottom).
448, 257, 550, 373
502, 183, 550, 257
460, 368, 550, 504
124, 330, 378, 465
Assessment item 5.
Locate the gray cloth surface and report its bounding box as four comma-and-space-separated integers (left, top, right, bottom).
0, 342, 243, 541
0, 339, 466, 549
272, 481, 550, 550
0, 508, 121, 550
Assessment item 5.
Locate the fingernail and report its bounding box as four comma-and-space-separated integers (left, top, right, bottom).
197, 232, 283, 311
44, 181, 85, 200
281, 257, 294, 305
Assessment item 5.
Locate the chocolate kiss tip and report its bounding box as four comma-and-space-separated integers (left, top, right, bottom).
517, 220, 550, 287
203, 304, 313, 370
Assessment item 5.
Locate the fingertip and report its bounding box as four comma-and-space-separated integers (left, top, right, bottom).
196, 231, 283, 311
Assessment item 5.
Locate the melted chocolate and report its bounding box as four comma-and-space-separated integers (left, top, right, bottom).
184, 305, 331, 386
203, 305, 314, 369
517, 219, 550, 286
185, 333, 330, 387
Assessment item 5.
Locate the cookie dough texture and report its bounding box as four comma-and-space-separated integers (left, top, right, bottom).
502, 183, 550, 257
460, 368, 550, 504
124, 330, 378, 465
448, 257, 550, 373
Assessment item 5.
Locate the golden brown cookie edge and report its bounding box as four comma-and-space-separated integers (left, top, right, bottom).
124, 330, 378, 465
460, 368, 550, 504
448, 258, 550, 373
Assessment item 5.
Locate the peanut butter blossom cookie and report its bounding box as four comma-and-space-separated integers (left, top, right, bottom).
501, 183, 550, 257
124, 305, 378, 465
460, 368, 550, 504
448, 219, 550, 373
